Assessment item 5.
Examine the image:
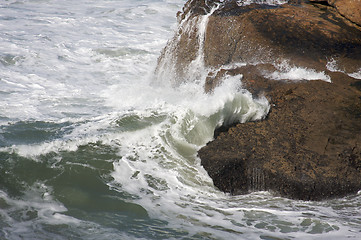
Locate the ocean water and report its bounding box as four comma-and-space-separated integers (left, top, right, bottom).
0, 0, 360, 239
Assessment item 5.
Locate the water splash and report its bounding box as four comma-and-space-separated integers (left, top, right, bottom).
2, 1, 360, 239
154, 3, 222, 85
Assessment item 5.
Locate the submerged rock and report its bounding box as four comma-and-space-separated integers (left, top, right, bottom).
159, 0, 361, 200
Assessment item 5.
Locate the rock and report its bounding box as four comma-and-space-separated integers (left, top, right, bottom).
158, 0, 361, 200
309, 0, 361, 26
157, 0, 361, 84
199, 72, 361, 200
206, 2, 361, 69
328, 0, 361, 26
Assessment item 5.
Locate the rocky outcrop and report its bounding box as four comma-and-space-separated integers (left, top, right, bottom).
160, 0, 361, 81
158, 0, 361, 200
199, 71, 361, 200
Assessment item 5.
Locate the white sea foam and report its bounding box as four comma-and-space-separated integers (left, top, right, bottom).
326, 58, 361, 80
237, 0, 288, 6
326, 58, 341, 72
0, 186, 81, 240
349, 69, 361, 79
267, 61, 331, 82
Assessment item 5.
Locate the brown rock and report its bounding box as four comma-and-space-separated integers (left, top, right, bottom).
158, 0, 361, 200
310, 0, 361, 26
328, 0, 361, 26
199, 72, 361, 200
205, 2, 361, 72
158, 0, 361, 83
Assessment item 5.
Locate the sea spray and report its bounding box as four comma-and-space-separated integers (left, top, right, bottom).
105, 2, 272, 235
153, 0, 269, 131
153, 8, 195, 85
0, 0, 360, 239
154, 2, 222, 85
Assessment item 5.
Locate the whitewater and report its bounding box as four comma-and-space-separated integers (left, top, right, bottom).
0, 0, 360, 239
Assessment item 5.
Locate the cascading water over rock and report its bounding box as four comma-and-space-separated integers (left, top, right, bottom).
154, 1, 221, 85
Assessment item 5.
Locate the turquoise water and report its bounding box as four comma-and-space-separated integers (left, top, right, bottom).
0, 0, 360, 239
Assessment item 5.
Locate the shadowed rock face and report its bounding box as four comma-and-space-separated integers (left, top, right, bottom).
199, 71, 361, 200
158, 0, 361, 200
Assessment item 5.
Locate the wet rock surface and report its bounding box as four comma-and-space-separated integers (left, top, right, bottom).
199, 71, 361, 200
161, 0, 361, 200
